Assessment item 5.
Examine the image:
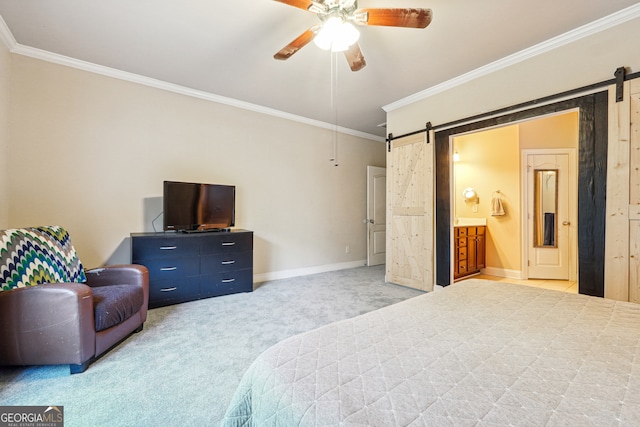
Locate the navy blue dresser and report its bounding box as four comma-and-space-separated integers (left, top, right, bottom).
131, 230, 253, 308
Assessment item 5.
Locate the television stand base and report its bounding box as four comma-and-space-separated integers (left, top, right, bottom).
180, 228, 231, 233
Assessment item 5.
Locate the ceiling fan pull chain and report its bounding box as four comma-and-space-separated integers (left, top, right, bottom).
330, 51, 339, 166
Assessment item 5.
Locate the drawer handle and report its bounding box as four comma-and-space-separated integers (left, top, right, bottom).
160, 267, 177, 271
160, 287, 177, 292
221, 260, 236, 265
222, 242, 236, 246
160, 246, 177, 250
221, 278, 235, 283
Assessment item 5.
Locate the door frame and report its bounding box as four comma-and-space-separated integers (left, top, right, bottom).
435, 92, 608, 296
521, 148, 578, 281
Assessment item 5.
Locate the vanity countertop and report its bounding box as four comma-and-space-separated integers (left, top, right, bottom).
456, 218, 487, 226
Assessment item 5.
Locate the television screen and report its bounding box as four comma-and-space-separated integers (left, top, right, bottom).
163, 181, 235, 231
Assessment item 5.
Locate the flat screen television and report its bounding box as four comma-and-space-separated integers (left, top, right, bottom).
163, 180, 235, 232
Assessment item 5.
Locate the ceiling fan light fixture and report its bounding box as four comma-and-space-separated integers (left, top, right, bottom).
313, 17, 360, 52
274, 1, 433, 71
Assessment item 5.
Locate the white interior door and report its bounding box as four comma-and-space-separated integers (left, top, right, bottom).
525, 151, 575, 280
367, 166, 386, 266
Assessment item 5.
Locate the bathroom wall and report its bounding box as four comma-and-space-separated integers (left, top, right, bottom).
453, 125, 521, 275
520, 111, 579, 150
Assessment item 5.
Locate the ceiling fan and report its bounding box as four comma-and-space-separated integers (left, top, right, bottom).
273, 0, 433, 72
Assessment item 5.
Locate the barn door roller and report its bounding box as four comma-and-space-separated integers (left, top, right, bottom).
615, 66, 626, 102
387, 122, 432, 152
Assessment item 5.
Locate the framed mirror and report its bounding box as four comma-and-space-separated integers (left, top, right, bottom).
534, 169, 558, 247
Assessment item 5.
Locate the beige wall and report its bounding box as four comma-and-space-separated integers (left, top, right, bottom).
386, 18, 640, 136
7, 55, 385, 278
0, 40, 9, 228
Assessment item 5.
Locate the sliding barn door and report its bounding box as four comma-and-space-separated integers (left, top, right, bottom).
386, 132, 434, 291
605, 77, 640, 302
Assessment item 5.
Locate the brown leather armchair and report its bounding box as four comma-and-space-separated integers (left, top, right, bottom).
0, 227, 149, 374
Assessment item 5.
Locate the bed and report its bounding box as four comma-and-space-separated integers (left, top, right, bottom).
222, 279, 640, 426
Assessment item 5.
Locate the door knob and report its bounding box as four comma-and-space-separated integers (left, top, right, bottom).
562, 221, 571, 226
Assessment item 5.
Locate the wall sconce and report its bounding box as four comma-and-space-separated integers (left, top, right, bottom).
462, 187, 478, 203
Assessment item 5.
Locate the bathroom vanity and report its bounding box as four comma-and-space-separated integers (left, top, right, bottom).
454, 220, 486, 280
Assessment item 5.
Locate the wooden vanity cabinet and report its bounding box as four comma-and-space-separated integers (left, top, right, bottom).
454, 226, 486, 280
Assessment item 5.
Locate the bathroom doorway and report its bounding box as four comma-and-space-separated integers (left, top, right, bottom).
436, 92, 608, 296
448, 107, 588, 288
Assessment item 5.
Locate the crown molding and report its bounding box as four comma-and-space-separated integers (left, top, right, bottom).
0, 15, 383, 143
0, 14, 16, 51
383, 3, 640, 112
12, 44, 384, 142
13, 44, 384, 141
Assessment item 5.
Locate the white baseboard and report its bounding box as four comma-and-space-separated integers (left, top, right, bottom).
480, 266, 523, 280
253, 260, 367, 283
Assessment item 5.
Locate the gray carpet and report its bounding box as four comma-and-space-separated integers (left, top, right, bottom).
0, 265, 423, 426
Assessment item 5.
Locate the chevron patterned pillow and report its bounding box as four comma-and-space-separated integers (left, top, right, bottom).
0, 226, 87, 291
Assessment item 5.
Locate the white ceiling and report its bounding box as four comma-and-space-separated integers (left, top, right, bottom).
0, 0, 639, 139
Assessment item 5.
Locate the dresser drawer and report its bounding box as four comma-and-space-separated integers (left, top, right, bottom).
200, 269, 253, 297
148, 276, 200, 306
200, 251, 252, 274
132, 236, 199, 260
137, 257, 199, 282
200, 232, 253, 254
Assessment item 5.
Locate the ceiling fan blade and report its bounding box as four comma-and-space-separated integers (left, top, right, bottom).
273, 0, 312, 11
273, 0, 325, 12
274, 26, 320, 60
344, 43, 366, 72
355, 8, 433, 28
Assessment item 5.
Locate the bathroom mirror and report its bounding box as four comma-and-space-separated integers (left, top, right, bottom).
534, 169, 558, 247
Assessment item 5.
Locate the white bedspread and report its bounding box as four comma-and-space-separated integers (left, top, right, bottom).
222, 279, 640, 426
